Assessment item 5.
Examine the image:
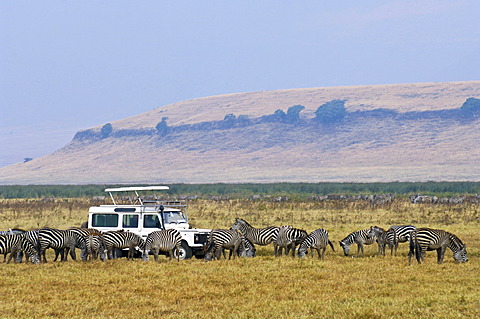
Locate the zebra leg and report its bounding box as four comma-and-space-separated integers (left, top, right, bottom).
152, 248, 159, 262
437, 246, 447, 264
107, 247, 114, 260
69, 246, 77, 261
357, 243, 364, 257
7, 248, 17, 264
53, 249, 62, 262
175, 245, 181, 261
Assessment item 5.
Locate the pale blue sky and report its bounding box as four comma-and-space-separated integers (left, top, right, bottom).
1, 1, 479, 168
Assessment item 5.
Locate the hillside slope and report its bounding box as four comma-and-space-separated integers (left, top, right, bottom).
1, 81, 480, 184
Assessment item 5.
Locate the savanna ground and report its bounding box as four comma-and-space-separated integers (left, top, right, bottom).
0, 197, 479, 318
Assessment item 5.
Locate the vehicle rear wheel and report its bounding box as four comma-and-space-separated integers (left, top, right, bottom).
175, 241, 193, 260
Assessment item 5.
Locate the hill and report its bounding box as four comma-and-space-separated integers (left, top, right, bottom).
1, 81, 480, 184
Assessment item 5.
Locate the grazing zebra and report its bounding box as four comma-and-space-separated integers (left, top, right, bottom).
67, 227, 103, 261
38, 228, 87, 263
298, 228, 335, 259
231, 218, 279, 246
203, 229, 243, 261
103, 230, 145, 260
408, 228, 468, 264
142, 229, 182, 262
237, 237, 256, 258
19, 229, 40, 262
340, 229, 377, 257
274, 225, 308, 257
367, 226, 390, 256
0, 234, 24, 263
19, 237, 40, 264
86, 232, 105, 261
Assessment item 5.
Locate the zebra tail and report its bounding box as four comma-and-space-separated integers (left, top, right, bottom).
414, 238, 422, 264
328, 240, 335, 252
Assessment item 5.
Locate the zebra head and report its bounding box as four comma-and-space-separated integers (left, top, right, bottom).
29, 253, 40, 264
367, 226, 383, 239
297, 246, 307, 258
453, 244, 468, 263
203, 241, 215, 261
339, 240, 350, 256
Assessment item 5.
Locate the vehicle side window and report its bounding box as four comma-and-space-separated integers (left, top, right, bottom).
92, 214, 118, 227
144, 215, 160, 228
122, 214, 139, 228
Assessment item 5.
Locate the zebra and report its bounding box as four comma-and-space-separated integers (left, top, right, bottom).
339, 228, 377, 257
408, 228, 468, 264
22, 229, 40, 263
297, 228, 335, 259
367, 226, 390, 256
142, 229, 182, 262
38, 228, 87, 263
0, 234, 24, 263
19, 236, 41, 264
103, 230, 145, 260
274, 225, 308, 257
86, 232, 106, 261
203, 229, 243, 261
67, 227, 103, 261
237, 237, 256, 258
387, 225, 417, 256
231, 218, 279, 246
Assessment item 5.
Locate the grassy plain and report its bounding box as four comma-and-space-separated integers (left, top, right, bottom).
0, 198, 479, 318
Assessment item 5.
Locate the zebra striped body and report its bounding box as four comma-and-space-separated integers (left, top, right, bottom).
67, 228, 103, 261
231, 218, 279, 246
23, 229, 40, 263
86, 233, 105, 261
20, 236, 40, 264
298, 228, 335, 259
387, 225, 417, 255
143, 229, 182, 262
0, 234, 23, 263
274, 225, 308, 257
408, 228, 468, 264
340, 229, 377, 257
38, 228, 87, 263
103, 231, 145, 260
368, 226, 390, 256
204, 229, 243, 261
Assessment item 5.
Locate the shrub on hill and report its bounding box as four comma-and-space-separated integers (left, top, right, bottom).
460, 97, 480, 118
314, 100, 347, 125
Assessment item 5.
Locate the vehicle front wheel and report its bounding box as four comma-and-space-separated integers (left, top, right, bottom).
175, 242, 193, 260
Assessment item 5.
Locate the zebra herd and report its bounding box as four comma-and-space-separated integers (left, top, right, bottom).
0, 219, 469, 265
207, 218, 468, 264
0, 227, 185, 264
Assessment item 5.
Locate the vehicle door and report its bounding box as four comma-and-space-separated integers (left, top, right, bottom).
139, 213, 162, 240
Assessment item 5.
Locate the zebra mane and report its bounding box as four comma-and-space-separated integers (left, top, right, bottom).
448, 232, 465, 249
235, 218, 252, 228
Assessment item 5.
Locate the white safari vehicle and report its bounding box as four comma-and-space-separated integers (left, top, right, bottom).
87, 186, 211, 259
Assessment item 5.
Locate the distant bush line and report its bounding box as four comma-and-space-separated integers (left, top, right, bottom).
73, 98, 480, 142
0, 182, 479, 199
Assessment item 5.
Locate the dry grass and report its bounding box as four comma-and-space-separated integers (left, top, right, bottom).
1, 198, 479, 318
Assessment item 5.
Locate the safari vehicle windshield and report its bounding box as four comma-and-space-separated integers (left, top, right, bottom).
162, 211, 187, 224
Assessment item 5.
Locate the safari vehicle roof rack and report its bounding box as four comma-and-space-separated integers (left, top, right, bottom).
105, 186, 170, 205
